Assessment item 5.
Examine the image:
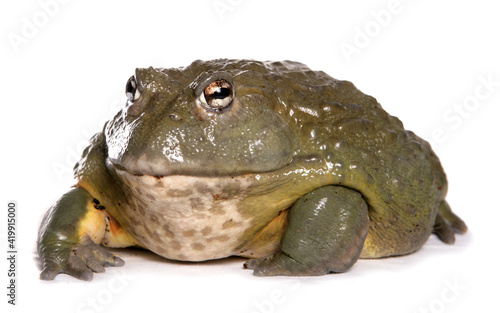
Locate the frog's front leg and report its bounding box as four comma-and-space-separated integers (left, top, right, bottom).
245, 185, 370, 276
38, 187, 130, 281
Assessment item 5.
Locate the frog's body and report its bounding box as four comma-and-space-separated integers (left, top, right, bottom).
38, 59, 467, 280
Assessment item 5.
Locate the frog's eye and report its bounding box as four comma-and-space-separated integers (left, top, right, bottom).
200, 79, 233, 111
125, 76, 141, 102
125, 75, 144, 117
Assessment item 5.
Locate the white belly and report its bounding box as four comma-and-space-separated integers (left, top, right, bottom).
114, 170, 255, 261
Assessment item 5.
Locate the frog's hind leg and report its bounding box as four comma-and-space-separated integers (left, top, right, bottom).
245, 185, 370, 276
432, 201, 468, 244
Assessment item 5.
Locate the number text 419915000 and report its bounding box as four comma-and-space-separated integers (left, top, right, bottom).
7, 202, 17, 305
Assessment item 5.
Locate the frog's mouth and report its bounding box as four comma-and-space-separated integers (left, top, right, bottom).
107, 155, 293, 180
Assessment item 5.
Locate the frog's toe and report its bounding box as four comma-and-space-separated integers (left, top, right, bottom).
433, 214, 456, 244
433, 201, 468, 244
40, 260, 63, 281
448, 215, 467, 235
76, 243, 125, 270
67, 253, 95, 281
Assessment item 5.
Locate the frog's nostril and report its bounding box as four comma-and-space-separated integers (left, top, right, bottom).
169, 113, 182, 121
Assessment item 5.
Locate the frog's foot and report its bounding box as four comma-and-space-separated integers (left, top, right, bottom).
244, 185, 370, 276
40, 239, 124, 281
244, 247, 365, 276
432, 201, 468, 244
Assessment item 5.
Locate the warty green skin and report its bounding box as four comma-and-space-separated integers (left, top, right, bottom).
37, 59, 467, 280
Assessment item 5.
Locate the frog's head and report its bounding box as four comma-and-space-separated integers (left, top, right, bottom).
106, 60, 298, 177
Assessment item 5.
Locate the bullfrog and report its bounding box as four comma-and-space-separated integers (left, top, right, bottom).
38, 59, 467, 280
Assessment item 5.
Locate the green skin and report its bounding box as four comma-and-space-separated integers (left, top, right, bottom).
38, 59, 467, 280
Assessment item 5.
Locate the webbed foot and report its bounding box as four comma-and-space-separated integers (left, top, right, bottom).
40, 240, 124, 281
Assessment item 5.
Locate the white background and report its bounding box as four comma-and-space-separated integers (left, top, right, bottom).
1, 0, 499, 312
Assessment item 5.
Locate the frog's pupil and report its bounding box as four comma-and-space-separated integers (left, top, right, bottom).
212, 88, 230, 99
